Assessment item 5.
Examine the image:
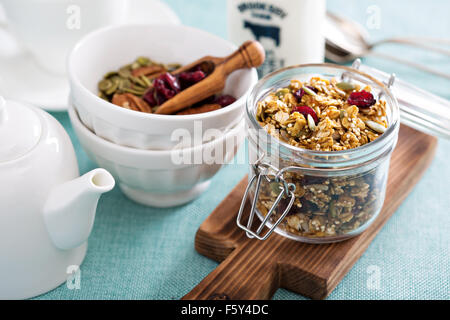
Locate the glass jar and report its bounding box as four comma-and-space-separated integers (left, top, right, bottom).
237, 63, 400, 243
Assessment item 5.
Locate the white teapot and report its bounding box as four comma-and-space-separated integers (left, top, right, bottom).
0, 97, 115, 299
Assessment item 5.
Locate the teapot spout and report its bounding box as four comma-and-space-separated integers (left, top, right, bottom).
43, 169, 115, 250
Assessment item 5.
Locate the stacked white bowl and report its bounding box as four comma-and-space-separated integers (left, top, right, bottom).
67, 24, 258, 207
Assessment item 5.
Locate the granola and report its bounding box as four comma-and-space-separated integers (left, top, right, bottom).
253, 76, 389, 239
255, 166, 386, 238
256, 77, 387, 151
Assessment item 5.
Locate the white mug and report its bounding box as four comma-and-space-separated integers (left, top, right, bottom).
227, 0, 326, 76
0, 0, 128, 75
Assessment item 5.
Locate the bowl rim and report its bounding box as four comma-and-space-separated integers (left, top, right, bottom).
69, 105, 244, 157
67, 23, 258, 122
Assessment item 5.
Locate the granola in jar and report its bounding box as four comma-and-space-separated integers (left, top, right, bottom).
253, 76, 390, 239
256, 77, 387, 151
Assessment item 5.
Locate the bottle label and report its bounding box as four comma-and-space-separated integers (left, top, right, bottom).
228, 0, 325, 77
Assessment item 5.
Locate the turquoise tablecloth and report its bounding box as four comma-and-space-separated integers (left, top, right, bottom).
38, 0, 449, 299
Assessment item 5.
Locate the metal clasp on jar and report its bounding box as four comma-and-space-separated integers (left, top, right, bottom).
236, 158, 297, 240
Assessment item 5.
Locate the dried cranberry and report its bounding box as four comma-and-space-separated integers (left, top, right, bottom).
153, 78, 174, 103
214, 95, 236, 107
159, 72, 180, 93
347, 90, 376, 108
143, 88, 157, 107
178, 70, 206, 89
291, 105, 319, 124
151, 72, 181, 104
293, 88, 305, 102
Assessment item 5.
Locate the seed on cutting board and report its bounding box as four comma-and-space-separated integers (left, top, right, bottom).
365, 120, 386, 133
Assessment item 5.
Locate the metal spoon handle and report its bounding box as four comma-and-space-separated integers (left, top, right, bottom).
367, 51, 450, 81
370, 37, 450, 57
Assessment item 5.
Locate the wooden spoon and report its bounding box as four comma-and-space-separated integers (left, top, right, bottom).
155, 40, 265, 115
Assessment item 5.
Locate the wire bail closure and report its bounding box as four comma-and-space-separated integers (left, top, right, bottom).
236, 157, 296, 240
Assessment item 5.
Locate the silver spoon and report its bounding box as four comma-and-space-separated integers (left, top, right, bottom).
325, 12, 450, 80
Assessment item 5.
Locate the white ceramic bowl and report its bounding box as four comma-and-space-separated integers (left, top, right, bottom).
68, 24, 258, 150
69, 106, 244, 208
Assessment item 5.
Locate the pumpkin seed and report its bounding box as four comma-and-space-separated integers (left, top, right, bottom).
275, 88, 290, 98
130, 76, 147, 88
98, 79, 113, 92
98, 92, 108, 100
118, 66, 132, 78
340, 109, 347, 120
340, 213, 354, 223
336, 81, 356, 92
118, 78, 132, 91
103, 71, 118, 79
365, 120, 386, 133
140, 75, 153, 87
123, 87, 147, 96
131, 61, 141, 70
307, 114, 316, 131
329, 201, 337, 218
270, 181, 282, 195
104, 79, 119, 95
303, 86, 317, 96
136, 56, 150, 66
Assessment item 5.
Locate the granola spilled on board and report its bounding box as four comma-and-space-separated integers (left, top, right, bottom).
254, 76, 389, 238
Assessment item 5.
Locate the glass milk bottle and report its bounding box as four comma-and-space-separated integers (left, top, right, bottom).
227, 0, 326, 76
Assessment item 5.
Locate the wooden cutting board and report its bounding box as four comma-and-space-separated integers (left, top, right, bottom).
183, 125, 437, 300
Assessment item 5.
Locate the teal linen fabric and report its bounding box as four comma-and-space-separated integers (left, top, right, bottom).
36, 0, 449, 299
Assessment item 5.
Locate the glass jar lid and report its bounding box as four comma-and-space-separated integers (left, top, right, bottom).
0, 97, 42, 162
355, 60, 450, 139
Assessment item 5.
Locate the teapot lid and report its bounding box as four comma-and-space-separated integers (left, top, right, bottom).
0, 97, 42, 162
